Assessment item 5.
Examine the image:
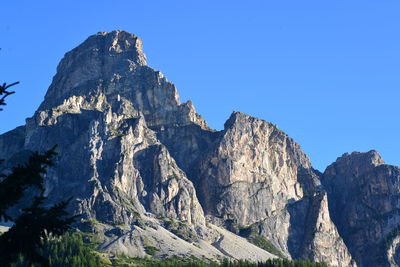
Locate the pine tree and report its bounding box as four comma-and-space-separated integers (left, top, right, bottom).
0, 82, 76, 266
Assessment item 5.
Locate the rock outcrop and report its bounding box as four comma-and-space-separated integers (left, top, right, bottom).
5, 30, 399, 266
322, 151, 400, 266
189, 111, 354, 266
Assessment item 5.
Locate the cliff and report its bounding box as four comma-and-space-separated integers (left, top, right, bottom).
3, 30, 397, 266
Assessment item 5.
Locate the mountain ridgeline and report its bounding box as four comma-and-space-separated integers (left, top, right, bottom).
1, 31, 400, 267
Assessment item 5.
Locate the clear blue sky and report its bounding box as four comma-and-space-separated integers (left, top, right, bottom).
1, 1, 399, 171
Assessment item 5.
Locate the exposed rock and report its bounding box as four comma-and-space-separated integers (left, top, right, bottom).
39, 30, 146, 110
194, 111, 309, 219
0, 126, 25, 160
294, 192, 355, 266
152, 123, 219, 173
187, 111, 354, 266
0, 30, 367, 265
387, 236, 400, 267
99, 215, 276, 261
323, 151, 400, 267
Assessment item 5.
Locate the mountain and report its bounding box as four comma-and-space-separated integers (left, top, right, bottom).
1, 30, 399, 266
322, 151, 400, 266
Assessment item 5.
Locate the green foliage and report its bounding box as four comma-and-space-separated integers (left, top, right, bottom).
0, 86, 76, 266
0, 148, 57, 221
218, 258, 329, 267
0, 147, 76, 266
76, 231, 103, 250
41, 232, 103, 267
10, 232, 104, 267
144, 246, 159, 255
110, 257, 329, 267
250, 236, 285, 258
0, 81, 18, 110
0, 196, 76, 265
161, 218, 197, 242
8, 232, 330, 267
110, 255, 220, 267
238, 225, 253, 238
238, 225, 285, 258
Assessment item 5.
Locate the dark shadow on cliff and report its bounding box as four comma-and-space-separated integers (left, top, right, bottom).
287, 196, 310, 259
287, 167, 323, 260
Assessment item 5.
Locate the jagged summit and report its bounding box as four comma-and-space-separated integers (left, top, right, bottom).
35, 30, 208, 129
338, 150, 384, 166
322, 150, 398, 266
3, 30, 400, 266
324, 150, 384, 178
1, 31, 354, 265
86, 30, 146, 63
40, 31, 147, 110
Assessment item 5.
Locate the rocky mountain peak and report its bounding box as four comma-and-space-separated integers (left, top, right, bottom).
341, 150, 383, 164
39, 30, 147, 110
59, 30, 147, 74
223, 111, 247, 128
324, 150, 384, 179
322, 150, 400, 266
223, 111, 270, 130
34, 30, 209, 130
11, 30, 400, 266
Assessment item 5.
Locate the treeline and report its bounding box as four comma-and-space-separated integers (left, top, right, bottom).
10, 232, 329, 267
41, 233, 103, 266
219, 258, 328, 267
144, 258, 329, 267
10, 233, 104, 267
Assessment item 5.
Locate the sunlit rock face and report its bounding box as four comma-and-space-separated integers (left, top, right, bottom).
187, 111, 354, 266
5, 30, 393, 266
18, 31, 207, 228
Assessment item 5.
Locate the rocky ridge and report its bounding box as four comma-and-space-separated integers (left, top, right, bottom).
322, 151, 400, 266
1, 30, 399, 266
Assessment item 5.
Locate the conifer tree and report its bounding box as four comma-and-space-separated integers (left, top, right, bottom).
0, 82, 76, 266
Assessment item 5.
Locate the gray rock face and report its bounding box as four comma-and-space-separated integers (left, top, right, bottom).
290, 191, 355, 266
20, 31, 207, 228
0, 126, 25, 160
189, 111, 354, 266
2, 30, 387, 266
194, 111, 309, 218
323, 151, 400, 267
39, 31, 146, 111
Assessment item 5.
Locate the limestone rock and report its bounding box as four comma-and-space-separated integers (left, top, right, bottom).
0, 126, 25, 160
323, 151, 400, 267
387, 236, 400, 267
0, 30, 366, 265
194, 111, 309, 220
295, 192, 355, 266
188, 111, 354, 266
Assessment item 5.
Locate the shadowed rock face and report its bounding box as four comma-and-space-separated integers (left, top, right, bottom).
8, 30, 400, 266
323, 151, 400, 267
